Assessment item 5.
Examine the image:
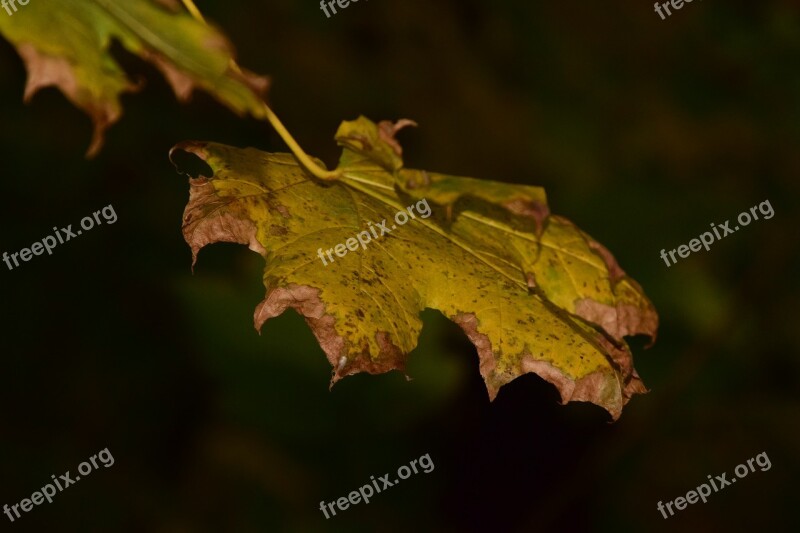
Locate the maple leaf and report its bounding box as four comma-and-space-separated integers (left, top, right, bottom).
0, 0, 267, 157
172, 117, 658, 420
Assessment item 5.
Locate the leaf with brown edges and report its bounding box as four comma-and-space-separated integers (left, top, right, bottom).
172, 117, 658, 420
0, 0, 268, 157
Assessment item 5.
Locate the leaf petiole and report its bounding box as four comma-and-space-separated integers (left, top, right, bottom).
179, 0, 341, 182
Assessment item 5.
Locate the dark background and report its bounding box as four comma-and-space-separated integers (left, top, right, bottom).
1, 0, 798, 531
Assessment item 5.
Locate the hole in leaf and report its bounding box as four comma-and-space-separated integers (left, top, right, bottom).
171, 149, 214, 179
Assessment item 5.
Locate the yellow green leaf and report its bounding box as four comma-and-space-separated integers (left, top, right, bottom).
172, 117, 658, 420
0, 0, 267, 157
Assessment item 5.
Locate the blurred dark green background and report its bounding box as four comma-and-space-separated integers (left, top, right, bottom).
1, 0, 798, 531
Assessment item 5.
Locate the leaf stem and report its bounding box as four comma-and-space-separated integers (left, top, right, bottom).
259, 103, 340, 181
179, 0, 206, 22
179, 0, 340, 181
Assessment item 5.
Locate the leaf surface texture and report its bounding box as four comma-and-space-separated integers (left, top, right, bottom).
174, 117, 658, 420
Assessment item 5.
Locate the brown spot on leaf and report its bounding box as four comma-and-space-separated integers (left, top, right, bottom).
269, 225, 288, 236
